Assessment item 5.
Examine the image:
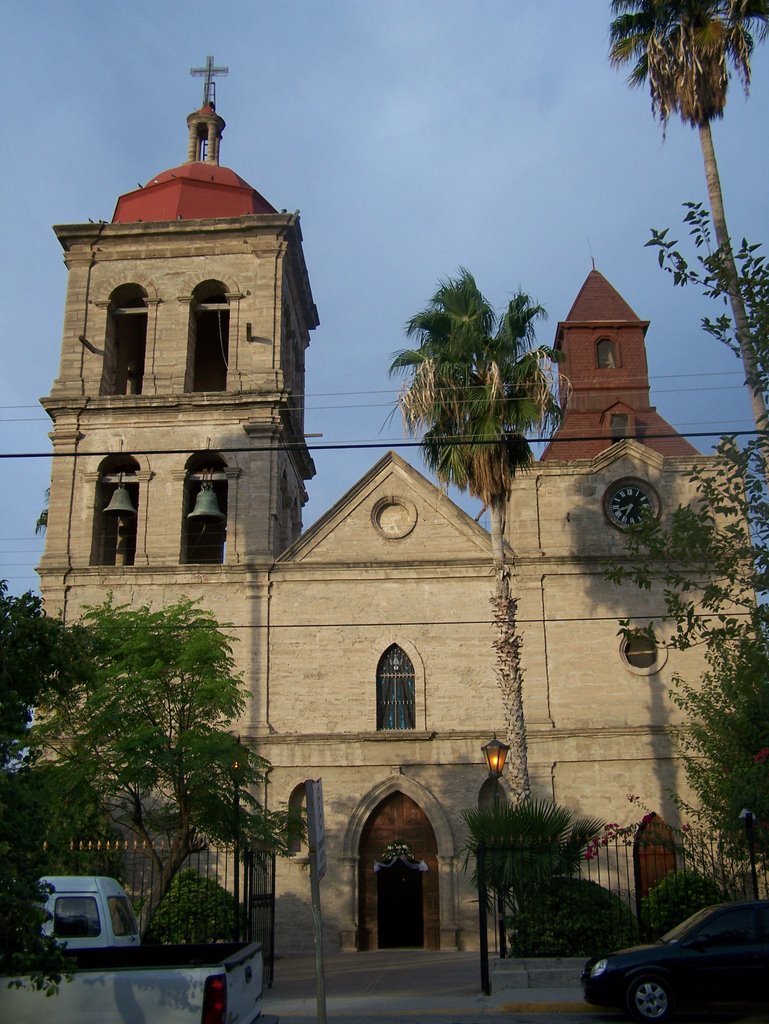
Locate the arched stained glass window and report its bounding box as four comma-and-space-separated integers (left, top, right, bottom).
376, 645, 415, 731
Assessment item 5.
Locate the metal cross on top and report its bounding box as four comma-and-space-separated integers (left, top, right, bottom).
190, 55, 229, 108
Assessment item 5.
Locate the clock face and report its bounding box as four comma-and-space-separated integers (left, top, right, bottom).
604, 480, 658, 529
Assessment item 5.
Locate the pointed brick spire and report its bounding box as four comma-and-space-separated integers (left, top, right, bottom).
542, 270, 697, 460
565, 269, 641, 323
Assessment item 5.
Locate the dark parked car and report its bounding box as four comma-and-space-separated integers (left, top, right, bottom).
582, 900, 769, 1022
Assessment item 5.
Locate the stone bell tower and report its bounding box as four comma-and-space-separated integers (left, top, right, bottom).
38, 64, 319, 668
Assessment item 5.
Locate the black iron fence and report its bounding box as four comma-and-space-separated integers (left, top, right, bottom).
476, 824, 768, 966
41, 839, 276, 984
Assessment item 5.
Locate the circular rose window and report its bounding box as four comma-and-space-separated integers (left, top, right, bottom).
371, 497, 418, 539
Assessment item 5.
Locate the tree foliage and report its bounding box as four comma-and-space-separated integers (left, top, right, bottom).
607, 209, 769, 833
609, 0, 768, 129
609, 1, 769, 438
0, 582, 86, 987
36, 598, 293, 936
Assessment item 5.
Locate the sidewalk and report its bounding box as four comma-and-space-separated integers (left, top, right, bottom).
261, 950, 589, 1017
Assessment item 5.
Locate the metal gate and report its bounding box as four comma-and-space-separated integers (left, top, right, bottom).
244, 848, 276, 987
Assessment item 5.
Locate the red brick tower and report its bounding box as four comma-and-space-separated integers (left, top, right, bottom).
542, 269, 697, 460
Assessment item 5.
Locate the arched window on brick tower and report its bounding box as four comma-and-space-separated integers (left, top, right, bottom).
596, 337, 618, 369
101, 285, 148, 396
92, 455, 140, 566
376, 645, 416, 730
187, 281, 230, 392
182, 454, 228, 564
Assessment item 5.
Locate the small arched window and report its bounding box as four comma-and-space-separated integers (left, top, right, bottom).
188, 281, 230, 392
287, 784, 308, 857
101, 285, 148, 396
92, 456, 140, 566
182, 455, 228, 564
596, 338, 617, 369
376, 645, 415, 731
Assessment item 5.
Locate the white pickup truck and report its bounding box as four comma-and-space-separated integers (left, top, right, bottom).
1, 876, 271, 1024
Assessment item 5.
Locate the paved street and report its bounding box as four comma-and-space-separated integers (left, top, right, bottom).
262, 950, 767, 1024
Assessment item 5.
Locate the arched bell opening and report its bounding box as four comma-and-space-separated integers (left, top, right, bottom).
91, 455, 140, 566
357, 791, 439, 951
101, 284, 148, 396
187, 280, 230, 393
182, 454, 228, 564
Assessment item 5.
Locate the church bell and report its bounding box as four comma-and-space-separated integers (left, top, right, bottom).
103, 483, 137, 517
187, 481, 225, 521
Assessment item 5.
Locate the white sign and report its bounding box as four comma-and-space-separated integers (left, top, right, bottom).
305, 778, 326, 880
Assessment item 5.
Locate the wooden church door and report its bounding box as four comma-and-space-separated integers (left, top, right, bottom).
358, 791, 439, 950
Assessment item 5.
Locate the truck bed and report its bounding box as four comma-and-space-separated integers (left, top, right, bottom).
1, 941, 264, 1024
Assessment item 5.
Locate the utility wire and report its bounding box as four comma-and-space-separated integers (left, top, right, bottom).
0, 428, 761, 461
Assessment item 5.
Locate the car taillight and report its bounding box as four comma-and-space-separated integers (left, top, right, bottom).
202, 974, 227, 1024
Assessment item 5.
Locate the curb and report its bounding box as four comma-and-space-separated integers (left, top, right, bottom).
498, 1002, 609, 1014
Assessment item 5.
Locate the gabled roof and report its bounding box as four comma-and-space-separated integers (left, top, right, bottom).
278, 451, 494, 566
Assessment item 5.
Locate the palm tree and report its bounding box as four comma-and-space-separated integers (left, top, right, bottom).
609, 0, 769, 436
390, 270, 561, 801
461, 799, 604, 911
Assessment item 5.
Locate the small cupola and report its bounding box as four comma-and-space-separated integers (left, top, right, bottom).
186, 104, 226, 165
186, 55, 228, 164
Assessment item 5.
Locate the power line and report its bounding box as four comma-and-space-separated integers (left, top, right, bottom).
0, 428, 760, 462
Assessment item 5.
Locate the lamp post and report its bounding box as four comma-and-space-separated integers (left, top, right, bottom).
739, 808, 759, 901
481, 735, 510, 959
231, 739, 244, 941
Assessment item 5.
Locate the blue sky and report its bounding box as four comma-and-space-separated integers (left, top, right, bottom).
2, 1, 767, 594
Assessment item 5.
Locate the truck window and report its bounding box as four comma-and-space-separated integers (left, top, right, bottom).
53, 896, 101, 938
108, 895, 139, 936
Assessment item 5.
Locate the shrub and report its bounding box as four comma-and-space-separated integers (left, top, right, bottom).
145, 869, 236, 944
641, 870, 724, 937
509, 876, 639, 957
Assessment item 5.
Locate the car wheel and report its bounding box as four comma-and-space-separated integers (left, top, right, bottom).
625, 975, 674, 1022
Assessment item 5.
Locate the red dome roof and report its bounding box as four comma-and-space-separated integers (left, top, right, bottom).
112, 162, 276, 223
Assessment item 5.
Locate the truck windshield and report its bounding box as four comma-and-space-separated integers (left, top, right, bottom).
54, 896, 101, 937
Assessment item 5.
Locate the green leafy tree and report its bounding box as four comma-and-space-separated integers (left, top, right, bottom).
0, 582, 86, 987
607, 212, 769, 834
36, 598, 293, 936
390, 270, 561, 800
609, 0, 769, 436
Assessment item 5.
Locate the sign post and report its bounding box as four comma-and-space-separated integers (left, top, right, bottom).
305, 779, 327, 1024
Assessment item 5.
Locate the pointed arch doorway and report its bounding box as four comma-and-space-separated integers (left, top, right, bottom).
358, 791, 439, 950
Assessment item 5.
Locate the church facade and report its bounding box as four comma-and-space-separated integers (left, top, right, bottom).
38, 94, 708, 953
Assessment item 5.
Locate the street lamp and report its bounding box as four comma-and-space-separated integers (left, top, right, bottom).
231, 738, 244, 941
482, 736, 510, 780
481, 735, 510, 960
